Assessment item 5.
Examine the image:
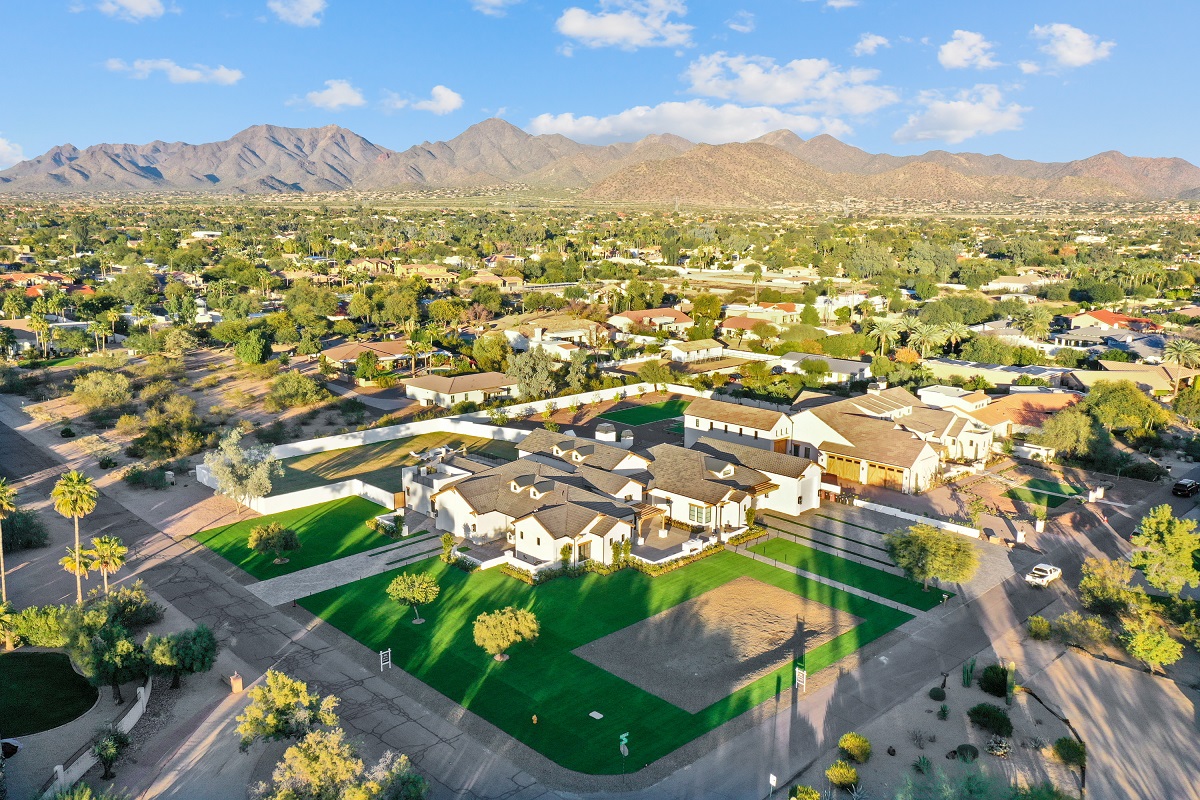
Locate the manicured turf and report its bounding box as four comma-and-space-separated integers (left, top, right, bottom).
1005, 488, 1071, 508
300, 551, 910, 774
0, 651, 98, 736
272, 431, 518, 495
1021, 478, 1082, 496
748, 538, 948, 611
599, 399, 691, 426
193, 497, 393, 579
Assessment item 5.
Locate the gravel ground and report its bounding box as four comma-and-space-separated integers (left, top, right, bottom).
574, 576, 862, 713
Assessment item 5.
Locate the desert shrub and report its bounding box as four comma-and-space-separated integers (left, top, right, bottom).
139, 379, 175, 406
978, 664, 1008, 697
97, 580, 164, 629
838, 732, 871, 763
264, 370, 329, 411
226, 389, 254, 408
825, 760, 858, 789
956, 743, 979, 763
194, 375, 220, 389
967, 703, 1013, 736
13, 604, 70, 647
790, 787, 820, 800
115, 413, 144, 434
60, 426, 75, 438
1054, 611, 1111, 651
255, 421, 287, 445
1027, 615, 1052, 640
98, 455, 118, 469
123, 466, 168, 490
2, 508, 50, 551
1053, 737, 1086, 767
928, 686, 946, 701
912, 755, 931, 775
937, 704, 949, 720
985, 736, 1011, 757
73, 371, 132, 410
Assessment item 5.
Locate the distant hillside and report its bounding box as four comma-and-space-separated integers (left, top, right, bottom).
3, 118, 1200, 203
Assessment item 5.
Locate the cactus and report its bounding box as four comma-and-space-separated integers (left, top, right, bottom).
962, 657, 977, 687
1005, 660, 1017, 706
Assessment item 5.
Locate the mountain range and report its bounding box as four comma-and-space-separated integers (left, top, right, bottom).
3, 118, 1199, 205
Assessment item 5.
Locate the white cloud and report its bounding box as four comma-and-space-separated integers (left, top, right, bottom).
556, 0, 692, 50
384, 85, 464, 115
96, 0, 164, 22
0, 135, 24, 169
471, 0, 521, 14
894, 84, 1029, 144
684, 52, 898, 116
1032, 23, 1114, 68
801, 0, 859, 8
529, 99, 849, 144
853, 33, 889, 56
302, 79, 366, 110
726, 11, 754, 33
267, 0, 326, 27
106, 58, 243, 85
937, 30, 1000, 69
1018, 61, 1040, 74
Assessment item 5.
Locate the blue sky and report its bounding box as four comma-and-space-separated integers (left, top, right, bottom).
0, 1, 1190, 168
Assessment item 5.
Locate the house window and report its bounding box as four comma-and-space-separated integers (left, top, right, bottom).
537, 538, 541, 546
519, 532, 524, 539
470, 524, 477, 533
688, 504, 712, 524
804, 446, 812, 459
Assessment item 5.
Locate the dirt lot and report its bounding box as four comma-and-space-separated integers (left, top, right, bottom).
573, 576, 862, 713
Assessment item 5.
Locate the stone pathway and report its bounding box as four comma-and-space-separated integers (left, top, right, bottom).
245, 531, 443, 606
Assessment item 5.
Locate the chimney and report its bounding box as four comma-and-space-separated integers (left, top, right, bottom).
867, 381, 887, 396
620, 430, 634, 450
533, 327, 545, 341
595, 422, 617, 443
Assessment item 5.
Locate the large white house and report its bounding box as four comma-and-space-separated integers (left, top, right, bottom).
402, 372, 517, 407
778, 353, 872, 384
607, 308, 694, 334
683, 397, 794, 452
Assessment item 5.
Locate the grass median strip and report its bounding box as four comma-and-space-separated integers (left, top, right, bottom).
748, 538, 948, 611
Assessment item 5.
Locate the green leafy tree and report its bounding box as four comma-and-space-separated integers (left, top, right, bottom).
249, 522, 302, 564
636, 360, 673, 391
1053, 610, 1110, 653
203, 429, 283, 515
1122, 617, 1184, 674
84, 623, 147, 704
473, 606, 540, 660
236, 670, 340, 751
0, 477, 15, 632
355, 351, 381, 381
49, 786, 134, 800
254, 728, 428, 800
385, 573, 440, 624
885, 523, 979, 591
1082, 380, 1171, 432
144, 624, 220, 689
690, 293, 723, 322
52, 470, 98, 604
472, 333, 511, 373
91, 725, 132, 780
1078, 557, 1141, 616
1034, 407, 1105, 458
565, 348, 591, 393
1131, 504, 1200, 596
505, 347, 556, 401
235, 330, 271, 365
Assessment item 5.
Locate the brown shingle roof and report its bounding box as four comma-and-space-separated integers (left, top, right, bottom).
685, 397, 788, 432
967, 393, 1081, 428
403, 372, 516, 393
517, 429, 650, 472
693, 437, 816, 479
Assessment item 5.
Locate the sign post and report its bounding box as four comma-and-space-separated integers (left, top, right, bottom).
380, 648, 392, 672
619, 732, 629, 786
794, 666, 807, 694
768, 773, 778, 799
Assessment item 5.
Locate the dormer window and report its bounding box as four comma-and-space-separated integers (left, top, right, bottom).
530, 489, 540, 499
552, 446, 563, 456
572, 452, 583, 462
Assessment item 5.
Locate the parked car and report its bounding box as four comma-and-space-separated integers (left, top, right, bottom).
1025, 564, 1062, 588
1172, 479, 1200, 497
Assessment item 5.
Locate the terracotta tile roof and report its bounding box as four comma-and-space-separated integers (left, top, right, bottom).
967, 393, 1081, 428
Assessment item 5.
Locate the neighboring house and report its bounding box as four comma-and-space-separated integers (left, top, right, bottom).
683, 397, 794, 453
1101, 332, 1168, 363
1050, 326, 1110, 349
778, 353, 872, 384
1068, 310, 1159, 332
321, 339, 411, 374
917, 386, 991, 414
346, 257, 394, 275
663, 338, 723, 363
717, 316, 765, 339
789, 386, 942, 493
690, 437, 822, 518
924, 358, 1073, 388
530, 339, 581, 362
394, 263, 457, 289
964, 391, 1082, 438
724, 302, 806, 326
1064, 361, 1199, 397
981, 274, 1050, 293
463, 269, 524, 292
517, 428, 652, 480
0, 319, 38, 354
402, 372, 517, 407
895, 405, 994, 462
607, 308, 694, 334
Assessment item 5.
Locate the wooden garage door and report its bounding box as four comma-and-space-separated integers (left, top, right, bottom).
865, 463, 904, 490
825, 454, 861, 483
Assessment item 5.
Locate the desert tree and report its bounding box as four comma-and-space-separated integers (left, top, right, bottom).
84, 623, 147, 704
385, 573, 440, 624
1122, 616, 1184, 675
52, 470, 98, 604
91, 725, 132, 781
1131, 504, 1200, 597
144, 624, 220, 689
886, 523, 979, 591
236, 670, 340, 751
204, 429, 283, 515
253, 728, 428, 800
249, 522, 302, 564
473, 607, 539, 661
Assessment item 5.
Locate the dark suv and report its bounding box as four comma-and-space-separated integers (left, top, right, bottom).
1172, 479, 1200, 497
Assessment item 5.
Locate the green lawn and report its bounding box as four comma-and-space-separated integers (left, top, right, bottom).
1021, 478, 1082, 496
19, 355, 86, 369
599, 399, 691, 426
1005, 488, 1071, 508
271, 431, 518, 495
0, 651, 98, 736
300, 551, 910, 774
194, 497, 393, 579
748, 538, 948, 611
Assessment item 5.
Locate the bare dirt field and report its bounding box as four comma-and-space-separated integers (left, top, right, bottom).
574, 576, 862, 713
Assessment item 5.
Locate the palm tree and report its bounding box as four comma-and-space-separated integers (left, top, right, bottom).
52, 470, 98, 604
0, 326, 16, 360
1018, 306, 1053, 341
0, 478, 15, 650
85, 536, 128, 595
867, 318, 901, 356
0, 599, 15, 652
60, 546, 91, 592
942, 321, 971, 353
909, 323, 947, 358
1164, 338, 1200, 396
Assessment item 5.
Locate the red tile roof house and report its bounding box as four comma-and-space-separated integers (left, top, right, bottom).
1068, 310, 1159, 332
607, 308, 695, 335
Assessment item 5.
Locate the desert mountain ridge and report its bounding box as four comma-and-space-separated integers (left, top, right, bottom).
2, 118, 1199, 204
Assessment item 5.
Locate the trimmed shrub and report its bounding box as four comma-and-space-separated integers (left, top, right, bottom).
979, 664, 1008, 697
956, 744, 979, 763
1027, 615, 1052, 640
790, 787, 820, 800
928, 686, 946, 701
2, 508, 50, 552
1053, 737, 1086, 767
968, 703, 1013, 737
825, 760, 858, 789
838, 732, 871, 764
